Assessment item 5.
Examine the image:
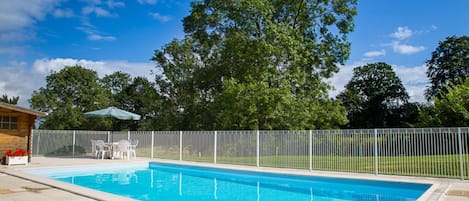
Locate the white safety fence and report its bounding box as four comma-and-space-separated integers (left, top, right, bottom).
31, 128, 469, 180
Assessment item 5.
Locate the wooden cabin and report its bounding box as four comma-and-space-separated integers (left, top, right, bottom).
0, 102, 46, 164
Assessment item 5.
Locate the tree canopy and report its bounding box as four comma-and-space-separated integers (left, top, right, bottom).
419, 78, 469, 127
425, 35, 469, 100
152, 0, 357, 130
31, 66, 166, 130
337, 62, 409, 128
30, 66, 111, 130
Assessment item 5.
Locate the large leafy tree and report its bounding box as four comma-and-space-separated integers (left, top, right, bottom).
152, 0, 357, 130
100, 71, 135, 130
386, 102, 422, 128
118, 77, 162, 131
420, 78, 469, 127
101, 71, 132, 106
30, 66, 112, 130
337, 62, 409, 128
425, 35, 469, 100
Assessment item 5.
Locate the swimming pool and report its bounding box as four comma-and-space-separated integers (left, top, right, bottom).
24, 162, 431, 201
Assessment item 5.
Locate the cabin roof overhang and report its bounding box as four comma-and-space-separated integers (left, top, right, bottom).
0, 102, 47, 117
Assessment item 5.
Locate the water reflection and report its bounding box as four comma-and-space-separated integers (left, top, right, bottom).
53, 165, 428, 201
214, 178, 218, 200
145, 166, 426, 201
112, 170, 137, 185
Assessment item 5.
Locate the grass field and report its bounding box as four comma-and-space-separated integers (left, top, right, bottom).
136, 146, 469, 179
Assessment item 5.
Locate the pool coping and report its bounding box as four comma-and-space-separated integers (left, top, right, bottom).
3, 168, 136, 201
1, 157, 463, 201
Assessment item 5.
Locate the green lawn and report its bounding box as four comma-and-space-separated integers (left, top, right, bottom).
135, 146, 469, 179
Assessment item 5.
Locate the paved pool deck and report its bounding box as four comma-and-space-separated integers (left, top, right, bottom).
1, 157, 468, 201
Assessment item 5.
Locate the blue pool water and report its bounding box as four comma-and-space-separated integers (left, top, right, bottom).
25, 162, 431, 201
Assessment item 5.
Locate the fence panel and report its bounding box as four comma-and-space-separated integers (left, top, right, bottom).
463, 128, 469, 179
217, 130, 256, 166
111, 131, 129, 142
374, 128, 469, 179
129, 131, 153, 158
74, 130, 109, 156
312, 129, 375, 173
31, 128, 469, 179
32, 130, 73, 156
182, 131, 214, 163
153, 131, 180, 160
259, 130, 309, 169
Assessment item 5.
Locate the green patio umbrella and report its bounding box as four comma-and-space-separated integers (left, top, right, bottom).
84, 106, 141, 120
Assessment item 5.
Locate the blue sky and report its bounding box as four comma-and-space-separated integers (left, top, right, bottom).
0, 0, 468, 106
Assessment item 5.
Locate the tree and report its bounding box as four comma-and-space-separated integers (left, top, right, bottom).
101, 71, 132, 104
337, 62, 409, 128
420, 78, 469, 127
425, 35, 469, 100
386, 102, 422, 128
0, 94, 19, 104
118, 77, 162, 131
152, 0, 357, 130
30, 66, 112, 130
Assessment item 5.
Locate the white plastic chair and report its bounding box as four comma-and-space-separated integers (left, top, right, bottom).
95, 140, 111, 159
116, 140, 131, 160
130, 139, 138, 158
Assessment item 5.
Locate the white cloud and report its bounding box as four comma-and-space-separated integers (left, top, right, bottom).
392, 64, 427, 85
107, 0, 125, 8
138, 0, 157, 5
82, 6, 114, 17
391, 26, 413, 40
0, 47, 24, 55
363, 50, 385, 57
88, 34, 116, 41
0, 61, 44, 107
328, 62, 428, 103
0, 31, 32, 42
392, 64, 428, 102
32, 58, 155, 78
53, 8, 74, 18
386, 26, 426, 55
33, 58, 102, 74
391, 41, 425, 55
0, 0, 60, 32
327, 62, 360, 98
77, 24, 117, 41
405, 85, 427, 103
0, 1, 67, 46
149, 12, 171, 22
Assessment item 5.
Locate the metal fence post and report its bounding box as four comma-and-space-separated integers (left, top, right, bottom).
30, 129, 34, 157
458, 128, 464, 180
374, 129, 378, 175
309, 130, 312, 171
128, 131, 131, 141
107, 131, 111, 143
35, 130, 40, 155
214, 131, 217, 164
72, 130, 76, 157
151, 131, 155, 159
179, 131, 183, 161
256, 130, 260, 168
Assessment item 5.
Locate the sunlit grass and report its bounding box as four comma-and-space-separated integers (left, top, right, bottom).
144, 145, 469, 179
